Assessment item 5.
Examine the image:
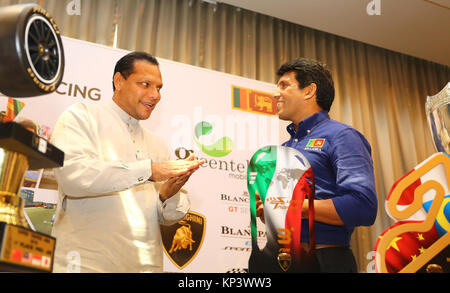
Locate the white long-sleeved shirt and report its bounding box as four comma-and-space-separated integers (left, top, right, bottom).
50, 100, 189, 273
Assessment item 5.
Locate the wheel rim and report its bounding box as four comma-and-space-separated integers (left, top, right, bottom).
24, 14, 62, 85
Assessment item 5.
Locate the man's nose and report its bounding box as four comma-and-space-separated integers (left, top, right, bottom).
147, 87, 161, 101
273, 89, 281, 100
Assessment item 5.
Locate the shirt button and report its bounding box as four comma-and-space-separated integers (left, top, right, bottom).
307, 130, 311, 133
294, 139, 298, 142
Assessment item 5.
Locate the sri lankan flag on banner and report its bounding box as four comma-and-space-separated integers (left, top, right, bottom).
247, 145, 316, 272
4, 98, 25, 122
232, 86, 277, 115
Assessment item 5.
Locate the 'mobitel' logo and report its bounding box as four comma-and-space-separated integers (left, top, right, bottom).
232, 85, 277, 115
161, 211, 206, 270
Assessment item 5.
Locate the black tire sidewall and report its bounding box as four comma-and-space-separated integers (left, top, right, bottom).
19, 5, 65, 90
0, 4, 64, 97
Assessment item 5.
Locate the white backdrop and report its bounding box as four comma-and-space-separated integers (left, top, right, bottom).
0, 37, 291, 273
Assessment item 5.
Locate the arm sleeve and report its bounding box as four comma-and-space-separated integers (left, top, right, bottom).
51, 103, 153, 197
157, 188, 190, 226
330, 128, 378, 227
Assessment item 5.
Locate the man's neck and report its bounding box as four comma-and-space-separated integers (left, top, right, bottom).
112, 95, 132, 117
292, 108, 322, 131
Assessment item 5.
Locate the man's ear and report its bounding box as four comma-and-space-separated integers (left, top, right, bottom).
304, 83, 317, 100
113, 72, 123, 91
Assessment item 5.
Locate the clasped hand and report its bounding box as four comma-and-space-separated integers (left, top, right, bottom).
150, 154, 204, 201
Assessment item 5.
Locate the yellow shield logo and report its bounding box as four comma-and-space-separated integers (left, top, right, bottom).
161, 211, 206, 270
277, 250, 292, 272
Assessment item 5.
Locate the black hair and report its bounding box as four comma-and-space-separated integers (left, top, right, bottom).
112, 51, 159, 91
277, 58, 335, 112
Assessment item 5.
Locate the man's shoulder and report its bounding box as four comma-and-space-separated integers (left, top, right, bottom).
59, 101, 110, 121
65, 101, 102, 114
320, 118, 354, 134
322, 119, 369, 142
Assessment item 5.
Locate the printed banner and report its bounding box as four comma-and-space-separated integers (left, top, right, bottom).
0, 37, 292, 272
374, 152, 450, 273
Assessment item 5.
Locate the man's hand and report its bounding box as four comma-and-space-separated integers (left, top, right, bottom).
150, 154, 204, 182
255, 191, 265, 224
159, 171, 194, 202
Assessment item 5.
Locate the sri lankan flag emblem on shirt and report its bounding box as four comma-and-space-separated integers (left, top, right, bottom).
232, 85, 277, 116
306, 139, 326, 148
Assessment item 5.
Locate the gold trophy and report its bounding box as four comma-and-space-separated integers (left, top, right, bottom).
0, 4, 65, 272
426, 82, 450, 154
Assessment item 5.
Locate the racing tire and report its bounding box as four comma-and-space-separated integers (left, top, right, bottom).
0, 4, 64, 97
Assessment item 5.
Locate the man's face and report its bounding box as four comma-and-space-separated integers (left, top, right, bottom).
274, 71, 310, 124
114, 61, 163, 120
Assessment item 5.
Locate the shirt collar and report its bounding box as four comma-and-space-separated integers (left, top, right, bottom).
108, 99, 139, 126
287, 110, 330, 139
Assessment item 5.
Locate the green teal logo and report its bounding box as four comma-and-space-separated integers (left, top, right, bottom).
194, 121, 233, 157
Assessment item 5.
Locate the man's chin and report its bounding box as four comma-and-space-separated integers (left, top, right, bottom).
277, 112, 289, 121
136, 111, 152, 120
141, 114, 152, 120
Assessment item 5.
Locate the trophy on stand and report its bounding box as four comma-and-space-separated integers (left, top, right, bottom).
426, 83, 450, 154
0, 4, 65, 272
247, 146, 318, 273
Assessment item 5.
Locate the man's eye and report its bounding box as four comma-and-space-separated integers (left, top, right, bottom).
141, 82, 149, 87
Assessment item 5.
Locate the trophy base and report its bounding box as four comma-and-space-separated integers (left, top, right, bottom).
0, 222, 55, 272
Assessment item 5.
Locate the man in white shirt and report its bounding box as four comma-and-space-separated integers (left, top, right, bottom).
50, 52, 204, 273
